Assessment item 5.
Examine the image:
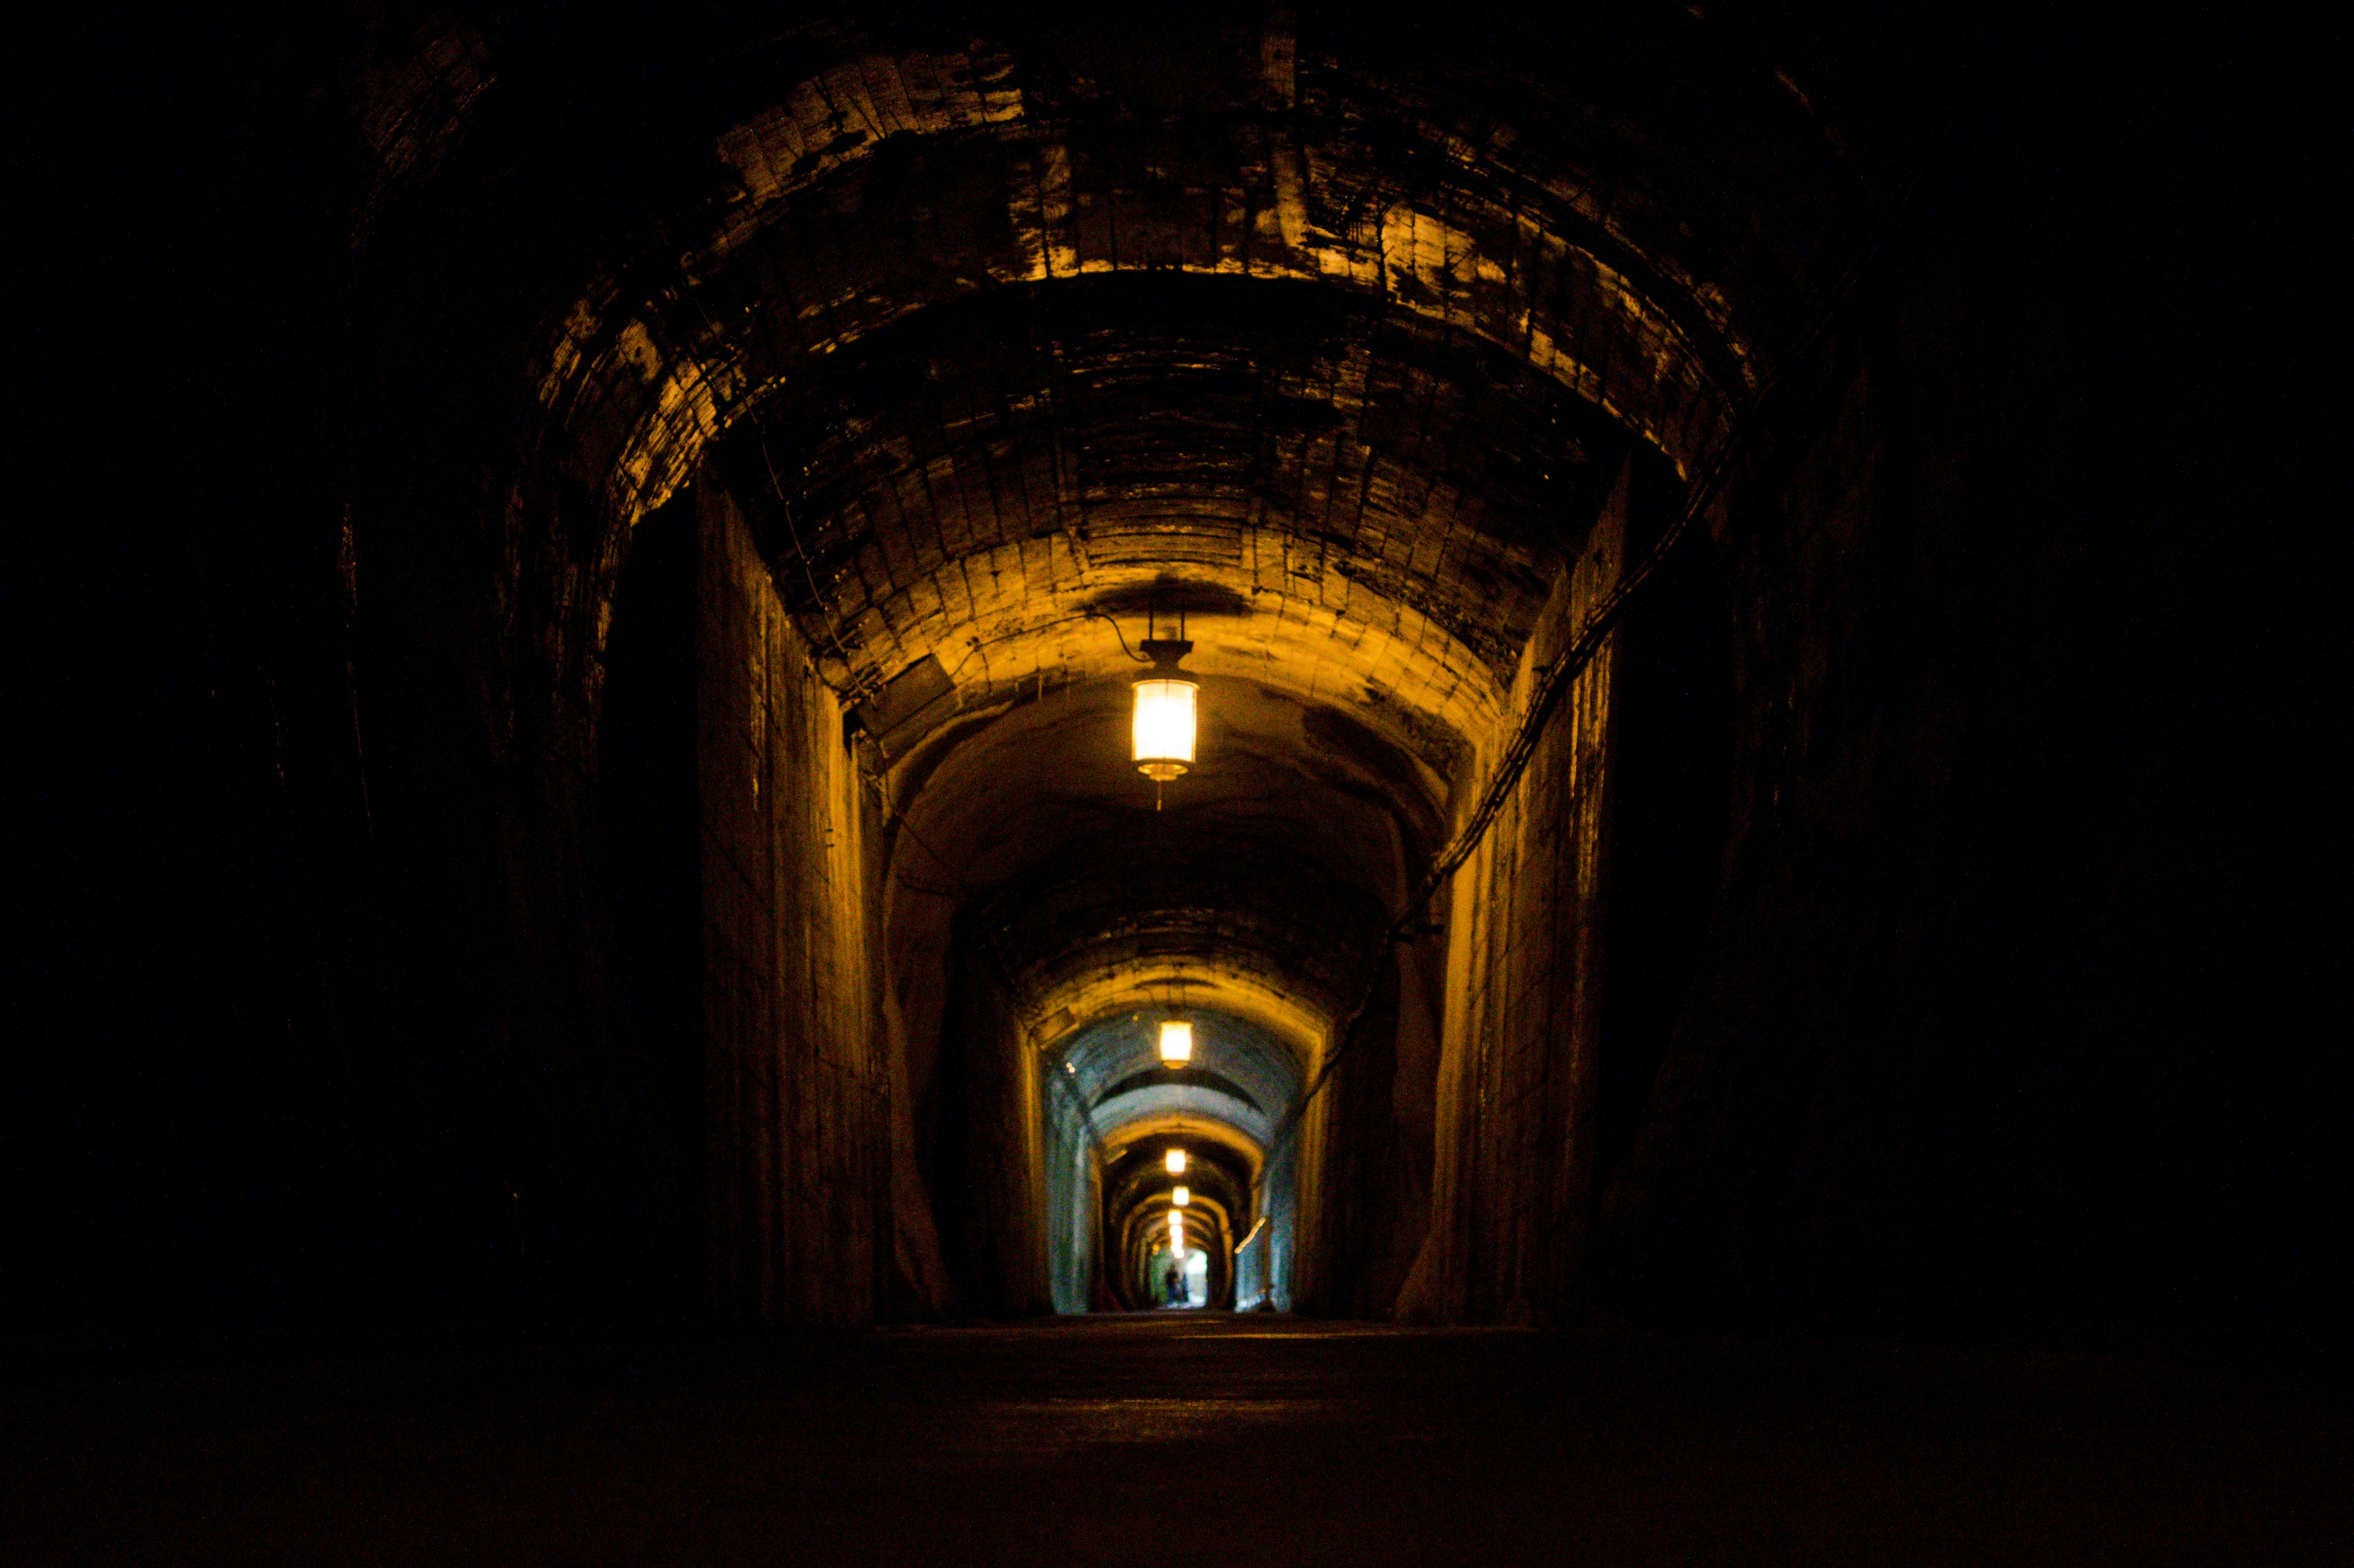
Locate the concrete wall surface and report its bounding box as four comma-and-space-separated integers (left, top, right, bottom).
699, 488, 892, 1325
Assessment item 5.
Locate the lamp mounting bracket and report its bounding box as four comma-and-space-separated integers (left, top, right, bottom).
1138, 637, 1194, 673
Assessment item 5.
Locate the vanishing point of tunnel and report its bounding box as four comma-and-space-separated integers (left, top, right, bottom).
9, 2, 2344, 1562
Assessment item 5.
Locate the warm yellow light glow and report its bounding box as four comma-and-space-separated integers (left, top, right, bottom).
1168, 1211, 1186, 1255
1157, 1019, 1192, 1065
1132, 677, 1198, 782
1165, 1147, 1187, 1175
1172, 1186, 1190, 1207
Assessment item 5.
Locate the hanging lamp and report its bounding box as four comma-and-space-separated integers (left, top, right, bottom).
1157, 1018, 1193, 1066
1130, 599, 1197, 809
1165, 1147, 1187, 1176
1157, 975, 1192, 1066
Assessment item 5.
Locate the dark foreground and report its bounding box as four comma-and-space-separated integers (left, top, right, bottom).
6, 1317, 2346, 1566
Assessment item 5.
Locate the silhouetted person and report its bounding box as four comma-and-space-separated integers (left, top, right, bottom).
1164, 1261, 1183, 1306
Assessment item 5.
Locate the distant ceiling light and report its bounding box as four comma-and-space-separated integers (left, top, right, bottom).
1168, 1211, 1186, 1256
1172, 1186, 1190, 1207
1157, 1019, 1193, 1066
1132, 636, 1197, 793
1165, 1147, 1187, 1175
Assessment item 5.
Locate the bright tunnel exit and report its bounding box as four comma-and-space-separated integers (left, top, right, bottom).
1041, 1007, 1303, 1312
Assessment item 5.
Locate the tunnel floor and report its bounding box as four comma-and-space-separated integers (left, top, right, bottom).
7, 1319, 2345, 1566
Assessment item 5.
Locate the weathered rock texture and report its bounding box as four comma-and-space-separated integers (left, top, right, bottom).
698, 488, 895, 1324
1409, 463, 1626, 1323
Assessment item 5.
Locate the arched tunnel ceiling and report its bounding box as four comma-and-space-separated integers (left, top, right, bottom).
957, 737, 1397, 1029
444, 7, 1886, 1198
524, 8, 1877, 761
883, 662, 1429, 1058
1103, 1137, 1251, 1247
1056, 1007, 1305, 1154
703, 275, 1639, 769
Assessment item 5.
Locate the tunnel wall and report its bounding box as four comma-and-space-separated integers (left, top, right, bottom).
1289, 951, 1438, 1317
1592, 243, 2082, 1336
1582, 170, 2347, 1352
1041, 1068, 1098, 1313
937, 956, 1053, 1316
697, 487, 893, 1325
1406, 471, 1626, 1325
1285, 1041, 1335, 1311
1245, 1135, 1300, 1312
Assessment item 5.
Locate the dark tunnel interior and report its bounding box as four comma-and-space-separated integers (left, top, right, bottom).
6, 1, 2344, 1558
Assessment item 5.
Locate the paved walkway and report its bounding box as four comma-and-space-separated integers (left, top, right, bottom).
7, 1316, 2347, 1564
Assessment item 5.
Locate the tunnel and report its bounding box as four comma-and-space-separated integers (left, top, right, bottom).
554, 9, 1762, 1322
9, 2, 2345, 1556
596, 243, 1704, 1319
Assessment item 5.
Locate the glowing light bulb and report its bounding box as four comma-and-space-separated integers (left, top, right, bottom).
1157, 1019, 1192, 1065
1165, 1147, 1187, 1175
1172, 1186, 1190, 1207
1168, 1211, 1186, 1255
1132, 677, 1198, 783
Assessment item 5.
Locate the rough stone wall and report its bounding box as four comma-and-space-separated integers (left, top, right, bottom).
1592, 245, 2070, 1336
1284, 1035, 1339, 1311
1289, 944, 1442, 1318
1408, 468, 1625, 1323
698, 487, 891, 1325
1584, 158, 2346, 1352
1234, 1128, 1301, 1312
935, 954, 1051, 1316
1041, 1067, 1099, 1314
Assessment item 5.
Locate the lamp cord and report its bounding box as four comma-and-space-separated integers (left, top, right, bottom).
1084, 607, 1158, 664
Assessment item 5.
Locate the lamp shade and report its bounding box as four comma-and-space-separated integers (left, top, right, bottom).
1172, 1186, 1190, 1207
1157, 1019, 1192, 1065
1164, 1147, 1187, 1175
1132, 677, 1198, 782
